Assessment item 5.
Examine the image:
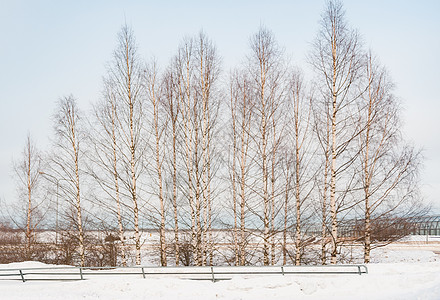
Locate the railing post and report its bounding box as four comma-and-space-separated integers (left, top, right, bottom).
361, 265, 368, 274
211, 266, 215, 283
357, 265, 361, 275
281, 266, 285, 276
19, 270, 25, 282
79, 268, 84, 280
141, 267, 146, 279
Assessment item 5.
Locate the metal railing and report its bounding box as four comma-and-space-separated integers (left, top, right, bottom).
0, 264, 368, 283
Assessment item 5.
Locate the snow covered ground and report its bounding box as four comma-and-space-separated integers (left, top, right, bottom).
1, 239, 439, 299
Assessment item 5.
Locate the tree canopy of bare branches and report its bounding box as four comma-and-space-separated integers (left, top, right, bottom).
6, 2, 425, 267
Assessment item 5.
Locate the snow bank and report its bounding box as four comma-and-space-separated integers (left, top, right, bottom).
1, 243, 440, 300
0, 260, 439, 299
371, 248, 440, 263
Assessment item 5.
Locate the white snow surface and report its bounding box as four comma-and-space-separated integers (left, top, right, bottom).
1, 247, 440, 299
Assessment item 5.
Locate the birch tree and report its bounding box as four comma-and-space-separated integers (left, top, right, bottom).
172, 33, 220, 266
88, 81, 128, 266
106, 25, 146, 265
194, 32, 221, 265
173, 37, 200, 265
248, 27, 286, 265
357, 52, 420, 263
287, 71, 315, 265
162, 68, 181, 265
13, 134, 44, 260
145, 62, 167, 266
313, 108, 332, 264
51, 96, 86, 266
229, 70, 254, 265
309, 0, 364, 264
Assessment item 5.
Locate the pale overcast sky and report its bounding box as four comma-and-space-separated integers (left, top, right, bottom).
1, 0, 439, 212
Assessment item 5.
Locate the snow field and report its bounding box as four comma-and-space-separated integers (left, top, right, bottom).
1, 243, 440, 300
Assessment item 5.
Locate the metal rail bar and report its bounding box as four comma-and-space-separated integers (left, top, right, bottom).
0, 265, 368, 282
0, 264, 368, 271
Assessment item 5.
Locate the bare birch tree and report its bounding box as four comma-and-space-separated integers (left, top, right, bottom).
248, 27, 286, 265
287, 71, 315, 265
51, 95, 86, 266
88, 81, 128, 266
281, 150, 293, 265
12, 134, 44, 260
106, 25, 146, 265
229, 70, 254, 265
194, 33, 221, 265
172, 33, 220, 266
173, 37, 200, 265
162, 67, 181, 265
357, 52, 421, 263
309, 0, 364, 264
313, 108, 332, 264
145, 62, 167, 266
229, 72, 239, 266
